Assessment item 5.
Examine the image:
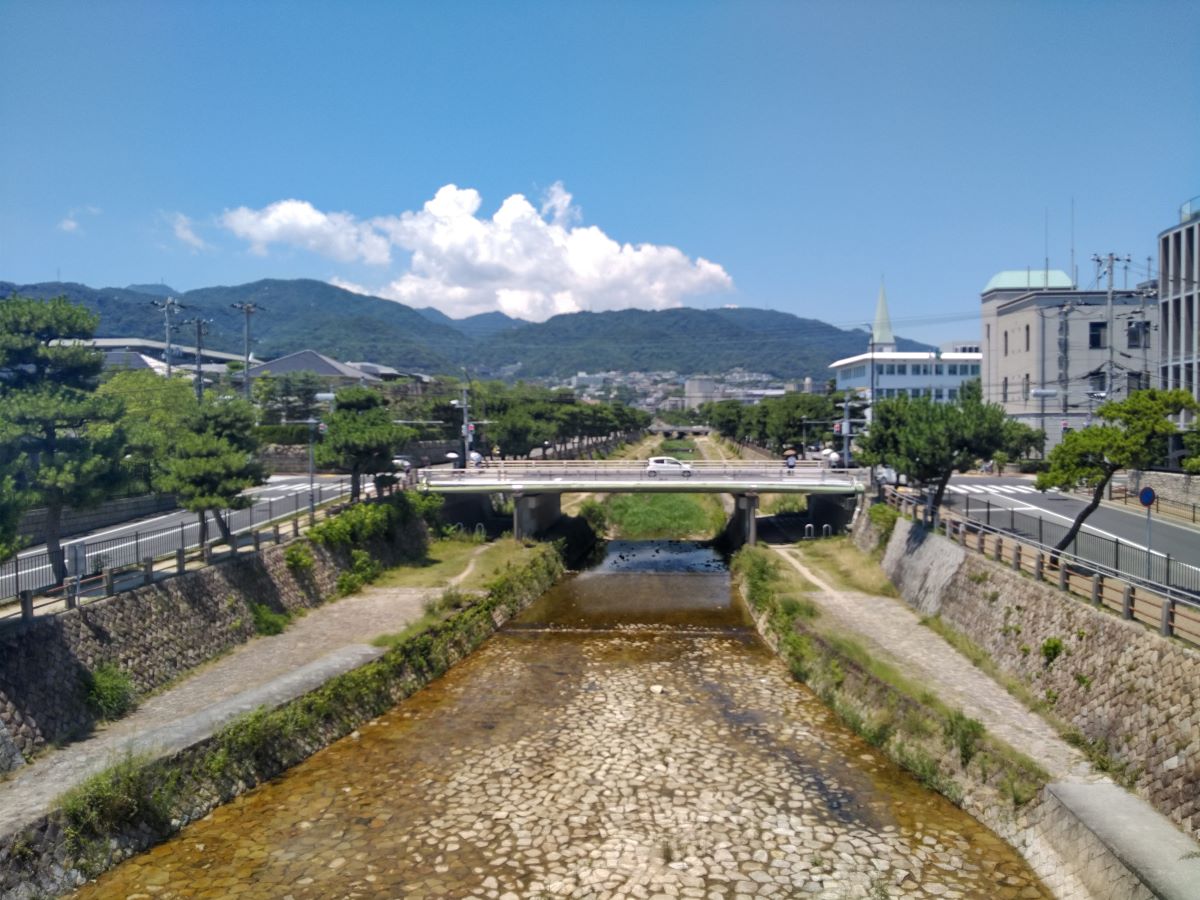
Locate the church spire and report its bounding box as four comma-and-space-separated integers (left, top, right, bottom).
872, 280, 896, 351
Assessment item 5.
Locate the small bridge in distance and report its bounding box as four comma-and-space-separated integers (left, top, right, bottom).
419, 460, 866, 544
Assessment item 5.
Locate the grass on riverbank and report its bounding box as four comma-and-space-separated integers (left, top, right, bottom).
604, 492, 726, 540
791, 537, 898, 597
658, 438, 698, 459
373, 538, 532, 590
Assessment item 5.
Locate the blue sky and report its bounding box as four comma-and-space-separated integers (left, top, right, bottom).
2, 0, 1197, 345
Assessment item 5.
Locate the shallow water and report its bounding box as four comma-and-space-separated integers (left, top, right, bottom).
74, 541, 1048, 899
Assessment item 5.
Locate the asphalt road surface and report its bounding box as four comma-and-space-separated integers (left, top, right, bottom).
942, 474, 1200, 581
1, 475, 351, 602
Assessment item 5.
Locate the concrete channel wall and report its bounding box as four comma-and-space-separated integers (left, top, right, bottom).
855, 513, 1200, 897
0, 545, 564, 900
0, 518, 428, 767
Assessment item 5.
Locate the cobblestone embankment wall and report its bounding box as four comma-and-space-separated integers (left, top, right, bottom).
0, 519, 427, 767
875, 516, 1200, 844
0, 545, 563, 900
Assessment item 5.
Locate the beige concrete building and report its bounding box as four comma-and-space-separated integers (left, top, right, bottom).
1158, 195, 1200, 427
981, 270, 1156, 449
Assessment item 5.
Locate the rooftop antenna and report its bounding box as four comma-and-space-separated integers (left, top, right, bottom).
1070, 197, 1077, 288
1044, 207, 1050, 288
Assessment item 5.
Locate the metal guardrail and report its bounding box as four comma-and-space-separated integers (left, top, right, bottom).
883, 488, 1200, 648
941, 492, 1200, 596
0, 480, 352, 617
1111, 484, 1200, 525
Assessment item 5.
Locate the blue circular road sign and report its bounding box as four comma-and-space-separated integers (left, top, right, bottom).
1138, 486, 1156, 508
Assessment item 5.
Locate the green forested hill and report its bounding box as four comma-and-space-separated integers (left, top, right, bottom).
1, 279, 934, 379
476, 306, 933, 377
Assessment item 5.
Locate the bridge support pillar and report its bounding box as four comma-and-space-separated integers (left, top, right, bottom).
512, 493, 562, 541
733, 493, 759, 547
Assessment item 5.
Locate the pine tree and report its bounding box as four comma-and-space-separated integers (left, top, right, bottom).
159, 399, 266, 545
0, 297, 126, 581
316, 387, 413, 501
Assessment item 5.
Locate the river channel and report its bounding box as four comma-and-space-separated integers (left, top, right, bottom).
74, 541, 1048, 899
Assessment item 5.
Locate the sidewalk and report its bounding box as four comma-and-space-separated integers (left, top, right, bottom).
767, 544, 1200, 899
0, 575, 462, 839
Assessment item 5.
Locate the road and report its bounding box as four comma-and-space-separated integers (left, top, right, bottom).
1, 475, 351, 602
941, 474, 1200, 586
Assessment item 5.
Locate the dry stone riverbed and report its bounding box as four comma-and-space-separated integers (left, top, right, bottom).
73, 541, 1048, 899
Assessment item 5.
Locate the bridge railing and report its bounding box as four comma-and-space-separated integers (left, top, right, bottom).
880, 487, 1200, 648
422, 458, 864, 483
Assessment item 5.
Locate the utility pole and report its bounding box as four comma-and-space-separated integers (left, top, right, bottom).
183, 317, 211, 402
151, 297, 186, 377
1092, 253, 1132, 400
230, 302, 264, 401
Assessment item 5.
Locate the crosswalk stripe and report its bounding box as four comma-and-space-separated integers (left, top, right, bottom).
947, 485, 969, 494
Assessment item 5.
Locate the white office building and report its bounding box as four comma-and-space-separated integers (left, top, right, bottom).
829, 286, 982, 418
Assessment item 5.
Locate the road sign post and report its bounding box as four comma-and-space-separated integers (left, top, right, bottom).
1139, 486, 1156, 578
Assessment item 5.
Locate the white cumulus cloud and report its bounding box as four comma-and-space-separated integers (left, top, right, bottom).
221, 199, 391, 265
221, 183, 732, 321
58, 205, 101, 234
171, 212, 209, 250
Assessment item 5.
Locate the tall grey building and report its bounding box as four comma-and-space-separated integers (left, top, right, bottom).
981, 270, 1156, 450
1158, 194, 1200, 426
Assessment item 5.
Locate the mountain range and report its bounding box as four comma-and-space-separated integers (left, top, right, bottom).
0, 278, 933, 379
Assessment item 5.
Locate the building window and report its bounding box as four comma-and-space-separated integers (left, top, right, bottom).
1127, 320, 1149, 349
896, 364, 907, 375
1089, 372, 1107, 394
947, 364, 958, 375
972, 365, 980, 375
1127, 372, 1146, 393
935, 364, 944, 375
934, 388, 944, 401
1022, 374, 1030, 400
1003, 332, 1009, 356
948, 388, 958, 400
1001, 377, 1008, 402
1024, 324, 1030, 352
1089, 322, 1107, 349
885, 364, 895, 375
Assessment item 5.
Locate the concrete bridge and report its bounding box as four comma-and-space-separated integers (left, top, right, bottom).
648, 424, 712, 438
419, 460, 865, 545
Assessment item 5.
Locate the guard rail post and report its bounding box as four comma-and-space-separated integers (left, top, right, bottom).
103, 567, 115, 596
1057, 563, 1067, 591
19, 590, 32, 621
1122, 584, 1133, 620
143, 556, 154, 586
1012, 544, 1021, 572
273, 524, 281, 544
176, 547, 186, 575
1033, 553, 1043, 582
65, 577, 78, 610
1090, 573, 1101, 607
993, 536, 1003, 563
1160, 596, 1175, 637
292, 518, 300, 538
253, 531, 262, 553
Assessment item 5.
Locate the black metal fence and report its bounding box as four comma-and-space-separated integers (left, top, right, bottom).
941, 493, 1200, 596
0, 481, 349, 604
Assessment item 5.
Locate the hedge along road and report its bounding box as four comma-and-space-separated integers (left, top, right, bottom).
74, 540, 1049, 899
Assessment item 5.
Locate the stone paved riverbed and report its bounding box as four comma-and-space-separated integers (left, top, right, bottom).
73, 551, 1049, 899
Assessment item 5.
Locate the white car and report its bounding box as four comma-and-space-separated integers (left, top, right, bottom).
645, 456, 693, 477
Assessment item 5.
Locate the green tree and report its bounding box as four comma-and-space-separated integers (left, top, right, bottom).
1000, 419, 1045, 461
159, 399, 266, 545
764, 393, 835, 456
857, 382, 1007, 516
98, 370, 199, 493
316, 387, 413, 500
0, 296, 127, 581
1181, 430, 1200, 475
278, 371, 323, 422
1037, 389, 1198, 551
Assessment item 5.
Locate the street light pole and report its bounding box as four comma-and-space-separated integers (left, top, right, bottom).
306, 417, 317, 523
